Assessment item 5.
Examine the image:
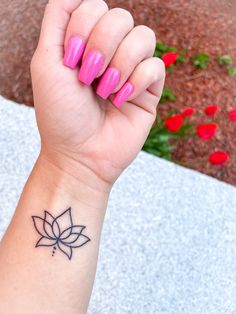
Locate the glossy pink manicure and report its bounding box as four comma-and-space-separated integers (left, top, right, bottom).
78, 50, 104, 85
96, 67, 121, 99
113, 82, 134, 108
63, 36, 85, 69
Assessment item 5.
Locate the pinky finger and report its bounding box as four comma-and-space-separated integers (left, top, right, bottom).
112, 57, 165, 136
112, 57, 165, 111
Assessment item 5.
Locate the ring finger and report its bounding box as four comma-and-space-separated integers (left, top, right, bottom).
96, 25, 156, 99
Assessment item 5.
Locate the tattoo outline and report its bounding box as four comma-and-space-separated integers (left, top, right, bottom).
32, 207, 90, 260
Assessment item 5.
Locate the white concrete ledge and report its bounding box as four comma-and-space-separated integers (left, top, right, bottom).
0, 96, 236, 314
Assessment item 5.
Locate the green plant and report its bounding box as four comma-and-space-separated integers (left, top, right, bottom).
176, 48, 188, 64
146, 42, 231, 170
166, 65, 175, 72
218, 54, 236, 77
143, 117, 173, 160
154, 42, 186, 65
160, 87, 176, 104
154, 42, 177, 58
228, 67, 236, 77
143, 116, 193, 160
176, 54, 186, 64
218, 55, 233, 66
192, 53, 210, 69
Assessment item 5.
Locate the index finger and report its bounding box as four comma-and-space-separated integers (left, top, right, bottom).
37, 0, 83, 54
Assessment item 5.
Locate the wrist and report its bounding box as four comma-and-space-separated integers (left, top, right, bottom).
34, 151, 111, 211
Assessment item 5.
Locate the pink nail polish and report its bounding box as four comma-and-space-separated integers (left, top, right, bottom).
96, 67, 121, 99
64, 36, 85, 69
78, 50, 104, 85
113, 82, 134, 108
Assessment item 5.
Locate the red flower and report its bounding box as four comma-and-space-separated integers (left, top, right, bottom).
229, 109, 236, 121
204, 105, 218, 116
182, 107, 195, 117
196, 123, 217, 140
165, 114, 183, 132
162, 52, 178, 67
209, 151, 229, 166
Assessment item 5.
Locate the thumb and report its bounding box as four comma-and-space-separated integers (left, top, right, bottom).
37, 0, 83, 56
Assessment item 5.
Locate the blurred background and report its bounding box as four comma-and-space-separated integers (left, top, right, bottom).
0, 0, 235, 185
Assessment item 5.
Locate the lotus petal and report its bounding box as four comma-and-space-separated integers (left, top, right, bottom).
43, 211, 55, 238
36, 236, 57, 247
54, 208, 73, 233
67, 234, 90, 248
58, 241, 72, 260
61, 233, 80, 244
52, 220, 60, 238
32, 216, 48, 237
60, 225, 85, 240
44, 211, 55, 224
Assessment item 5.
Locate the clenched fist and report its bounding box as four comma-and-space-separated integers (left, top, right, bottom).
31, 0, 165, 187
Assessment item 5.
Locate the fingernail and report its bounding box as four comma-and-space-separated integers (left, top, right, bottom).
63, 36, 85, 69
113, 82, 134, 108
78, 50, 104, 85
96, 67, 121, 99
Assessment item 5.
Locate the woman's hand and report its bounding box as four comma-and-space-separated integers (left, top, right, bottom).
0, 2, 165, 311
31, 0, 165, 188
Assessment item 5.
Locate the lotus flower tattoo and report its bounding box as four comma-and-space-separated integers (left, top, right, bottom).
32, 207, 90, 260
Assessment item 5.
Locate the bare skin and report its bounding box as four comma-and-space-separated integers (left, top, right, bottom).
0, 0, 165, 313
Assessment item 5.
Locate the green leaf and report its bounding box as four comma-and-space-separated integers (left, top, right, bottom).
160, 87, 177, 104
167, 65, 175, 72
154, 42, 177, 58
156, 42, 169, 52
143, 119, 173, 160
228, 67, 236, 77
156, 42, 167, 50
157, 134, 173, 142
143, 114, 194, 161
192, 53, 210, 69
176, 55, 186, 64
218, 55, 233, 66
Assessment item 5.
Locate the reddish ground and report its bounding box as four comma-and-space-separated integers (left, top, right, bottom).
108, 0, 236, 185
0, 0, 236, 185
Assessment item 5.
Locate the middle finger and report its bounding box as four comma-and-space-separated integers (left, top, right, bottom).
97, 25, 156, 99
78, 8, 134, 85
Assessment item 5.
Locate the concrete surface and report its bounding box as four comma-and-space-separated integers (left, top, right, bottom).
0, 96, 236, 314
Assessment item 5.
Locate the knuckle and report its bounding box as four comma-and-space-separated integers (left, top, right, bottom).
133, 25, 156, 53
144, 67, 157, 82
142, 58, 166, 82
110, 8, 134, 26
135, 25, 156, 42
149, 58, 166, 82
157, 58, 166, 77
96, 0, 109, 12
72, 0, 108, 17
125, 46, 139, 62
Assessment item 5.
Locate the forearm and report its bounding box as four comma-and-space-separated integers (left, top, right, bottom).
0, 0, 164, 310
0, 152, 110, 313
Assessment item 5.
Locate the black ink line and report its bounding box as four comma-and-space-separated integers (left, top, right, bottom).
32, 207, 91, 260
